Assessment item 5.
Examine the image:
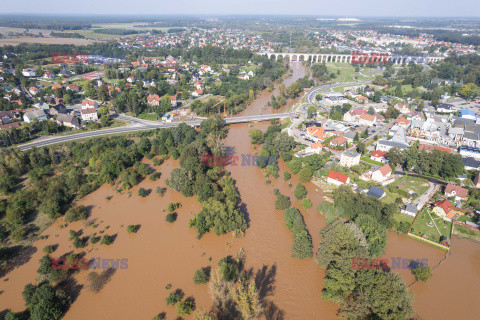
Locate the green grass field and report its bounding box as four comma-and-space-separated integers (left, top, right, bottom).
361, 157, 384, 166
391, 175, 430, 196
453, 224, 480, 242
411, 208, 452, 243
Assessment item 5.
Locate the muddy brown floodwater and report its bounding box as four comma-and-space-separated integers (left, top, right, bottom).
1, 62, 480, 320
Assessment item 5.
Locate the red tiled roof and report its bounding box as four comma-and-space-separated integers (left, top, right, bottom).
445, 183, 468, 199
81, 100, 97, 107
329, 136, 347, 146
370, 150, 386, 158
327, 170, 349, 184
434, 199, 454, 214
147, 94, 160, 102
360, 114, 375, 122
377, 164, 392, 177
81, 107, 97, 115
419, 144, 451, 153
395, 117, 409, 125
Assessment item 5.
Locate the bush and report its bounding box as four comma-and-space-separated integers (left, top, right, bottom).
275, 194, 291, 210
284, 171, 291, 181
166, 290, 183, 305
294, 183, 307, 200
301, 198, 312, 209
156, 186, 166, 196
90, 236, 100, 244
149, 172, 161, 181
153, 157, 164, 166
411, 263, 433, 282
127, 225, 137, 233
176, 299, 196, 315
101, 235, 114, 245
43, 245, 55, 254
138, 188, 150, 197
193, 268, 210, 284
166, 213, 177, 223
65, 205, 88, 223
168, 202, 181, 213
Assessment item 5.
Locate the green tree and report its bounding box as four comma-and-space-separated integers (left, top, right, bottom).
299, 167, 313, 182
294, 183, 307, 200
411, 263, 433, 282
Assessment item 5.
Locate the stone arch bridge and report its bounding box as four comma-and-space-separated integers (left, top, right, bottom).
258, 52, 444, 65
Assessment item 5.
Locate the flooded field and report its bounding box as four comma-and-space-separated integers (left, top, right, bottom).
1, 62, 480, 320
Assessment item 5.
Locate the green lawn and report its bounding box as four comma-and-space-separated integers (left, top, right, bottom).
453, 224, 480, 242
410, 208, 452, 243
393, 209, 415, 225
381, 189, 398, 204
361, 157, 383, 166
136, 113, 159, 121
391, 175, 430, 196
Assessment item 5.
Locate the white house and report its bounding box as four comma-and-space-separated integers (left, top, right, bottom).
371, 164, 392, 183
23, 109, 47, 123
81, 108, 98, 121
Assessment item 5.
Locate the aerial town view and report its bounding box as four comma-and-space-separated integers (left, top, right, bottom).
0, 1, 480, 320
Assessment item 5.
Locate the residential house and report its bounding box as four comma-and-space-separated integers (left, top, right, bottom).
418, 144, 451, 153
43, 71, 56, 79
306, 125, 326, 141
402, 204, 418, 217
66, 84, 80, 92
340, 151, 361, 168
29, 87, 39, 95
22, 68, 36, 77
56, 114, 79, 128
359, 114, 378, 127
433, 199, 456, 221
23, 109, 47, 123
305, 141, 324, 154
462, 156, 480, 170
192, 89, 203, 97
329, 136, 348, 148
355, 95, 369, 104
371, 164, 392, 183
395, 103, 410, 114
395, 117, 410, 128
444, 184, 468, 201
126, 76, 135, 83
81, 107, 98, 121
327, 170, 350, 186
81, 100, 99, 109
49, 104, 67, 115
147, 94, 161, 106
437, 103, 456, 113
370, 150, 388, 163
367, 186, 386, 199
170, 92, 182, 107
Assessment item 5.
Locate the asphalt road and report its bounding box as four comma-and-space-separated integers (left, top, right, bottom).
18, 112, 293, 151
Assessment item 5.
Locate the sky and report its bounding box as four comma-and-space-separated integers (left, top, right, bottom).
0, 0, 478, 17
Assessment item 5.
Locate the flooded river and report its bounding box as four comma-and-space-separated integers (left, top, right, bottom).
1, 62, 480, 320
